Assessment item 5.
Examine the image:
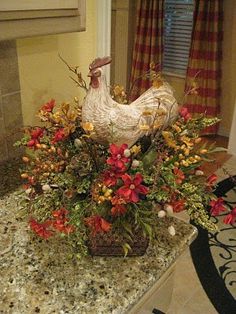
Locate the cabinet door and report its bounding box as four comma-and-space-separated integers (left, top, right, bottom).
0, 0, 85, 40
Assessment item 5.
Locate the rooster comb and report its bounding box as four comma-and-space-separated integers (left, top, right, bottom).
89, 56, 112, 70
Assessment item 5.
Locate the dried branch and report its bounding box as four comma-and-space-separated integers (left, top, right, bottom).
58, 54, 88, 92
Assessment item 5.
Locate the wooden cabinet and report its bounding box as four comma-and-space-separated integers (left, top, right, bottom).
0, 0, 86, 40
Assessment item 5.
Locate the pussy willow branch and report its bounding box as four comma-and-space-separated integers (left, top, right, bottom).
182, 70, 201, 104
58, 54, 88, 92
128, 63, 161, 101
128, 69, 152, 102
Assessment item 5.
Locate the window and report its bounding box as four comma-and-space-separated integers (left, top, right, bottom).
163, 0, 194, 76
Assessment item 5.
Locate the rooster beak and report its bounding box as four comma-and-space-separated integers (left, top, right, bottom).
87, 72, 92, 77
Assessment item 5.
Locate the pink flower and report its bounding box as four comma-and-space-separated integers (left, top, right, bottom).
29, 218, 53, 239
179, 107, 192, 121
223, 207, 236, 224
107, 144, 130, 170
41, 99, 55, 112
117, 173, 148, 203
210, 198, 227, 216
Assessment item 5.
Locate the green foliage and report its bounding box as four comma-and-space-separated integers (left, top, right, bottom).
142, 149, 157, 171
76, 177, 91, 194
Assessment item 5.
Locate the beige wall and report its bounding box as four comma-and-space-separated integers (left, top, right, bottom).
17, 0, 97, 126
220, 0, 236, 136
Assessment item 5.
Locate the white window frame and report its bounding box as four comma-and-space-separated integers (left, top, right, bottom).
96, 0, 111, 84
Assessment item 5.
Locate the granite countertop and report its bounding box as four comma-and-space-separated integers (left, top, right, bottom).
0, 191, 197, 314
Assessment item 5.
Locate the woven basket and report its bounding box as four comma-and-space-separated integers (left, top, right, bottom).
87, 230, 149, 256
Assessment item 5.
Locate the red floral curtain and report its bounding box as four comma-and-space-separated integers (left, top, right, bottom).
129, 0, 164, 101
184, 0, 223, 134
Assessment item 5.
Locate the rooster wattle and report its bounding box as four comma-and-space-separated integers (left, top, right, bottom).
82, 57, 179, 147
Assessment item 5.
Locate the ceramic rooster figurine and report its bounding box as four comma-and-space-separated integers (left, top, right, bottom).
82, 57, 178, 147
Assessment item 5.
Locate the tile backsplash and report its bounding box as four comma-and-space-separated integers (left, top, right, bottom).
0, 40, 23, 162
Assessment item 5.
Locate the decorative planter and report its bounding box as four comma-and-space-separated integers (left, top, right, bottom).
87, 230, 149, 256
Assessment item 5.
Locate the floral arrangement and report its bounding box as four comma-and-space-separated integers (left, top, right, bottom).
15, 69, 232, 256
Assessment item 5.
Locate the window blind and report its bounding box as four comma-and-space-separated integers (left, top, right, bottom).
163, 0, 194, 76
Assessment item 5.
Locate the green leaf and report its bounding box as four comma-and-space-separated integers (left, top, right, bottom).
123, 232, 133, 243
209, 147, 227, 153
76, 178, 91, 194
122, 222, 134, 236
134, 211, 139, 224
142, 150, 157, 170
122, 242, 132, 257
142, 222, 153, 239
201, 157, 215, 162
14, 140, 22, 147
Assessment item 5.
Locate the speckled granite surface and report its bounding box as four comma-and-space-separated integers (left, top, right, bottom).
0, 191, 197, 314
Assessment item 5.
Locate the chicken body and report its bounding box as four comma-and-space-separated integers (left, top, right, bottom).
82, 68, 178, 147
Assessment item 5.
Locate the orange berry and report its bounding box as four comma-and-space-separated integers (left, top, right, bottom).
21, 173, 28, 179
22, 156, 29, 163
194, 137, 202, 143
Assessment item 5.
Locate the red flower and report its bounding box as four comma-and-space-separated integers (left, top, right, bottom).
52, 208, 75, 234
27, 176, 35, 186
173, 167, 185, 184
107, 144, 130, 170
111, 204, 127, 216
29, 218, 53, 239
111, 195, 126, 205
171, 199, 185, 213
27, 127, 44, 148
53, 219, 67, 232
62, 224, 75, 234
84, 215, 111, 235
52, 128, 66, 144
207, 174, 218, 186
52, 208, 68, 220
102, 169, 123, 187
210, 198, 227, 216
52, 219, 75, 234
27, 139, 38, 148
117, 173, 148, 203
31, 127, 44, 139
179, 107, 192, 121
41, 99, 55, 112
223, 207, 236, 224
